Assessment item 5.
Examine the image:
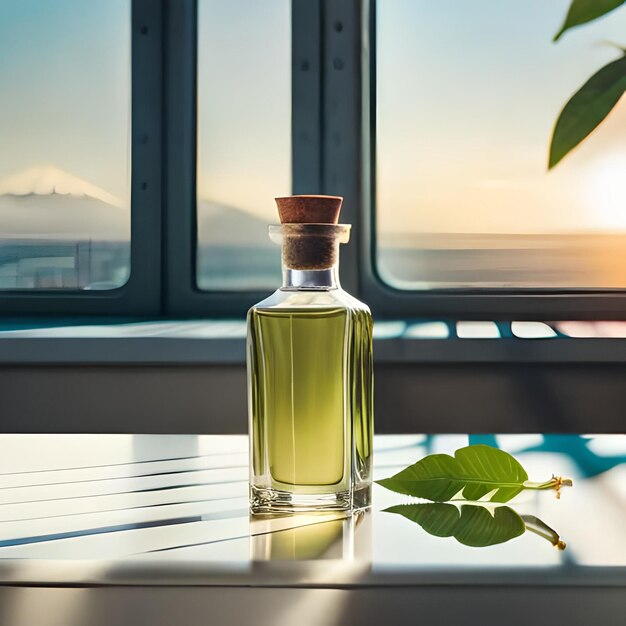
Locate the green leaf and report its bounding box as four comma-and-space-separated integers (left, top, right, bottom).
385, 503, 525, 548
377, 444, 530, 502
549, 55, 626, 169
554, 0, 625, 42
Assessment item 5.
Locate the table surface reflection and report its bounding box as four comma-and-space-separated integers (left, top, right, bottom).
0, 434, 624, 588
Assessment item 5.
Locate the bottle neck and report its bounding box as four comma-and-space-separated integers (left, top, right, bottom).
282, 266, 340, 290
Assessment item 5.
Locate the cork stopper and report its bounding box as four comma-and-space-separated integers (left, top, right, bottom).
275, 195, 343, 225
272, 195, 348, 270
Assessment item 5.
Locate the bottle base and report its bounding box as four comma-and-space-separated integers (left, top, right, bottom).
250, 484, 371, 515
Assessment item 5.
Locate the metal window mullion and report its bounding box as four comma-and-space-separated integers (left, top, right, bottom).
292, 0, 323, 195
320, 0, 366, 297
127, 0, 164, 314
162, 0, 196, 316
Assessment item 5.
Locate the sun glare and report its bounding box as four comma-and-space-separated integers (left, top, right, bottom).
584, 153, 626, 232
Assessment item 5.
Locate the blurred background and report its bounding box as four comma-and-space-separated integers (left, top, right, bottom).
2, 0, 626, 292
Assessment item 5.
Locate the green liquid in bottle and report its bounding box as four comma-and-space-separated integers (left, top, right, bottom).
249, 304, 373, 510
250, 307, 348, 488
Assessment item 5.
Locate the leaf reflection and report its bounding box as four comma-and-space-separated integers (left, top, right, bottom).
385, 503, 566, 549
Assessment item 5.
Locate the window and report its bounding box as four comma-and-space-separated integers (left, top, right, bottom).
2, 0, 626, 319
196, 0, 291, 291
376, 0, 626, 290
0, 0, 131, 290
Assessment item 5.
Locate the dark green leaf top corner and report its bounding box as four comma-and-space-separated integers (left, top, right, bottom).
554, 0, 626, 42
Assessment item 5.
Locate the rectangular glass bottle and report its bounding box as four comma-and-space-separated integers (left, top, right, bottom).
248, 217, 373, 513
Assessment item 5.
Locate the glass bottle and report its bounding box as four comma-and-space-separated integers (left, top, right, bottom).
248, 195, 374, 514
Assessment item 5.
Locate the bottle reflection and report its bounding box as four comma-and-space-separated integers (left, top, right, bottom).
250, 509, 372, 561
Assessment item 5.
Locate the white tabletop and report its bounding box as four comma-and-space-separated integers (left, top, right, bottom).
0, 433, 624, 589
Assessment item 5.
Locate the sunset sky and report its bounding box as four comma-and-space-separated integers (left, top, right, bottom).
2, 0, 626, 236
376, 0, 626, 235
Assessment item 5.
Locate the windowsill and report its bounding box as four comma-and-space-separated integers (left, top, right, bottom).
0, 320, 626, 365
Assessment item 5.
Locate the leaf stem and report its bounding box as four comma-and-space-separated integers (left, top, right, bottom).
522, 514, 567, 550
523, 475, 573, 499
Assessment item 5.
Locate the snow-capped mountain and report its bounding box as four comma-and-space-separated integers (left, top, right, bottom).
0, 165, 126, 208
0, 164, 272, 245
0, 165, 128, 240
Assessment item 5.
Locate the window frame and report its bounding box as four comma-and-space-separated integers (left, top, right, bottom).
2, 0, 625, 320
0, 0, 163, 316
